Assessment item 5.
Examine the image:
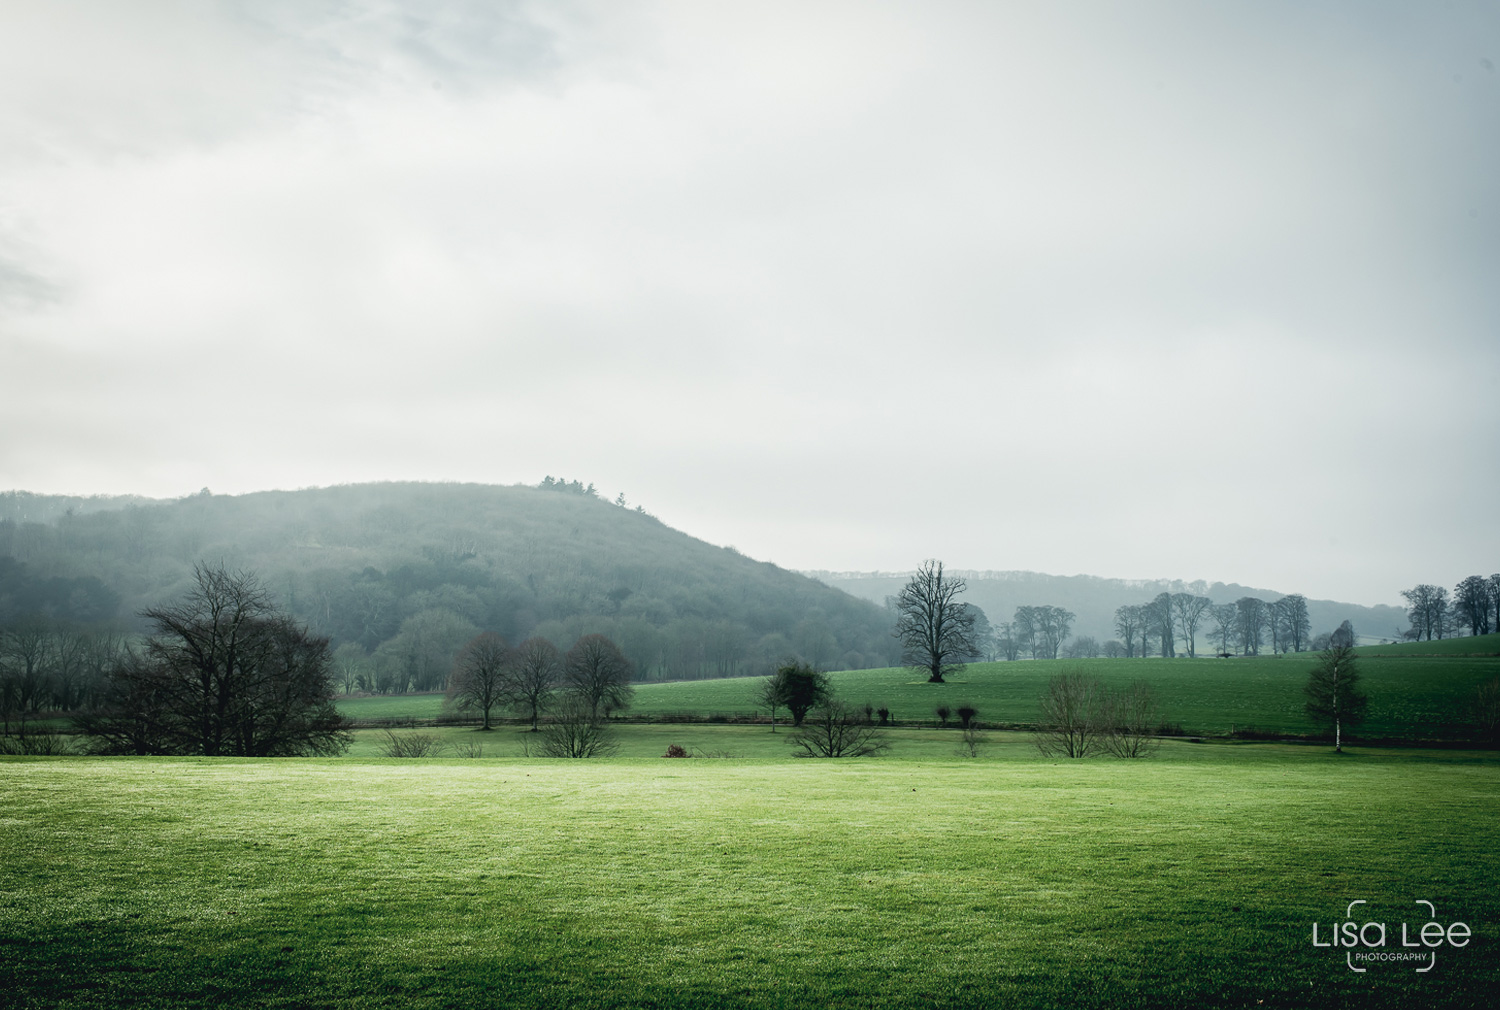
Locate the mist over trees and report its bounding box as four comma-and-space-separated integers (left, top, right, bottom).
0, 483, 902, 697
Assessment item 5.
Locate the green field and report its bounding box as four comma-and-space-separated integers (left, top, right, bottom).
2, 733, 1495, 1008
338, 640, 1500, 740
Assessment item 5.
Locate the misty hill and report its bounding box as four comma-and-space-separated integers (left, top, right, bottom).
806, 570, 1409, 647
0, 483, 899, 685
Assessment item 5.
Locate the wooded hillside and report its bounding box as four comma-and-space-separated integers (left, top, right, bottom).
0, 483, 899, 687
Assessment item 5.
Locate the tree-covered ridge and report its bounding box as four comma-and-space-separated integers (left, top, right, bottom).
0, 482, 898, 689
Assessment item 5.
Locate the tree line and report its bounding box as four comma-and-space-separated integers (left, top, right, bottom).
1400, 576, 1500, 641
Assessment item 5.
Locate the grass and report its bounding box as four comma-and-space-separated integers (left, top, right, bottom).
605, 654, 1496, 738
2, 731, 1496, 1009
335, 639, 1500, 741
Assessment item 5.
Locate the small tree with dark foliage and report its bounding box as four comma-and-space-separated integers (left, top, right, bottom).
764, 661, 830, 727
1304, 644, 1367, 752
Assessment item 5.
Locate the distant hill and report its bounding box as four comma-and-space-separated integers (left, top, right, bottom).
806, 570, 1410, 648
0, 482, 899, 685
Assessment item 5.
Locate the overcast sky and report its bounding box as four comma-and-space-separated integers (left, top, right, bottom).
2, 1, 1496, 606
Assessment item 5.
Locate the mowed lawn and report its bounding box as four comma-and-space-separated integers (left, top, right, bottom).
2, 733, 1496, 1008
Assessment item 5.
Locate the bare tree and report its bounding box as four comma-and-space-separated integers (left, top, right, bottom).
1101, 679, 1159, 758
538, 694, 617, 758
1207, 604, 1236, 655
1034, 671, 1105, 758
894, 560, 978, 683
1401, 584, 1449, 641
76, 565, 349, 756
1276, 594, 1311, 653
506, 637, 561, 731
1168, 594, 1211, 658
1236, 597, 1267, 655
1453, 577, 1492, 637
1062, 635, 1101, 659
1014, 605, 1075, 660
996, 621, 1022, 662
563, 633, 634, 718
755, 674, 784, 731
1146, 593, 1176, 657
1113, 605, 1145, 658
788, 699, 890, 757
447, 632, 510, 730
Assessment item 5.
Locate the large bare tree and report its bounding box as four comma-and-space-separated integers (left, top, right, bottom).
894, 561, 978, 683
447, 631, 510, 730
1401, 584, 1449, 641
1169, 593, 1212, 658
563, 633, 633, 718
1275, 594, 1311, 653
506, 637, 561, 731
76, 565, 349, 756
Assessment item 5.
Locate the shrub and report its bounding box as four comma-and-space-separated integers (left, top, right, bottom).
956, 705, 977, 729
538, 697, 617, 758
790, 700, 890, 758
955, 722, 986, 758
380, 730, 442, 758
663, 744, 689, 758
0, 729, 74, 755
877, 706, 890, 726
935, 705, 951, 728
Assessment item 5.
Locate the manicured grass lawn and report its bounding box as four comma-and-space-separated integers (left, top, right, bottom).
2, 732, 1495, 1008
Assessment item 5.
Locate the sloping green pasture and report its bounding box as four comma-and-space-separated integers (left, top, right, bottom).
2, 738, 1495, 1009
618, 652, 1497, 738
334, 637, 1500, 740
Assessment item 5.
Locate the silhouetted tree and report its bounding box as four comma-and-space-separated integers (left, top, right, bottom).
75, 565, 349, 756
788, 699, 889, 757
1453, 576, 1492, 637
506, 637, 561, 731
1275, 594, 1311, 653
1211, 604, 1238, 655
1401, 584, 1449, 641
538, 694, 617, 757
1170, 594, 1212, 658
894, 561, 978, 682
1236, 597, 1267, 655
1034, 671, 1105, 758
1147, 593, 1176, 658
765, 661, 830, 727
1304, 644, 1367, 752
1113, 605, 1145, 658
563, 633, 633, 718
447, 632, 510, 730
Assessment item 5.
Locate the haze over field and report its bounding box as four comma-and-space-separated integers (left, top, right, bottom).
2, 1, 1496, 606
